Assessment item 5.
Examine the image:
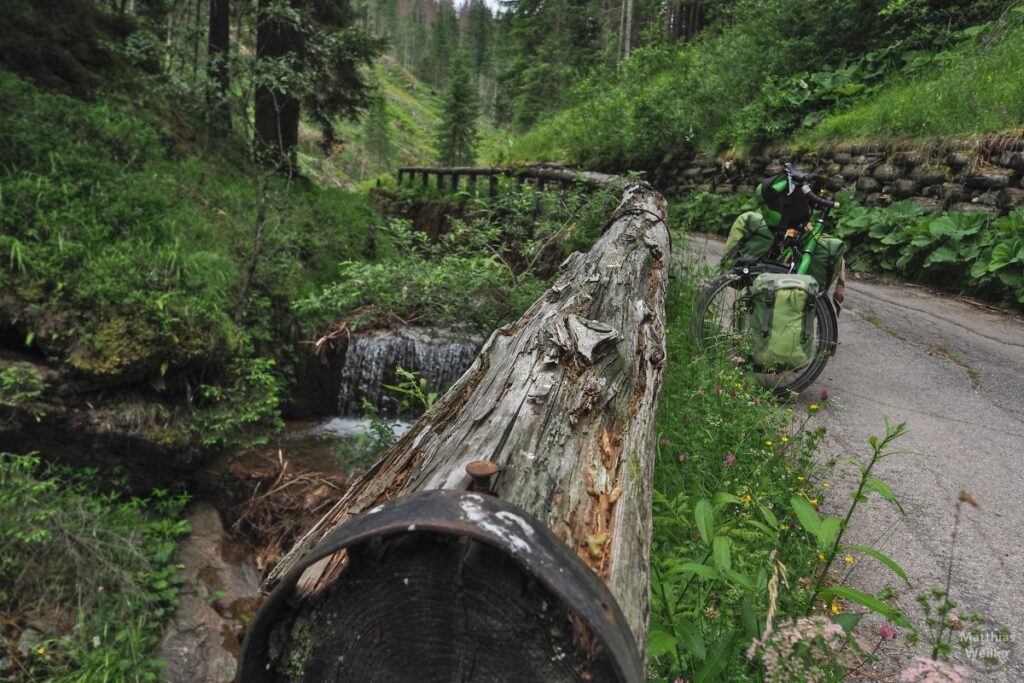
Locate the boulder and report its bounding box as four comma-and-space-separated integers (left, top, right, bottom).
913, 167, 948, 186
996, 187, 1024, 208
998, 151, 1024, 172
953, 202, 999, 217
892, 178, 919, 199
864, 192, 892, 208
922, 183, 965, 201
158, 503, 262, 683
964, 171, 1011, 190
856, 176, 882, 193
872, 164, 901, 183
909, 197, 943, 215
945, 152, 971, 169
841, 164, 869, 180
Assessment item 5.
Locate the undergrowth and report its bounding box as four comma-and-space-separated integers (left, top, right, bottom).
0, 452, 190, 682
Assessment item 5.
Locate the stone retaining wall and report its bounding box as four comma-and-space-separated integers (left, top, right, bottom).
654, 138, 1024, 216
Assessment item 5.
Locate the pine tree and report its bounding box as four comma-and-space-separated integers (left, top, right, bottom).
364, 87, 392, 168
435, 49, 479, 166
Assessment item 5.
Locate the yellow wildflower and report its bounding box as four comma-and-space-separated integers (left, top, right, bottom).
818, 553, 825, 562
831, 600, 841, 615
809, 498, 819, 505
779, 524, 789, 531
765, 440, 773, 446
797, 475, 805, 481
735, 382, 743, 388
36, 647, 46, 655
809, 403, 820, 411
822, 482, 830, 489
781, 436, 789, 443
845, 555, 855, 565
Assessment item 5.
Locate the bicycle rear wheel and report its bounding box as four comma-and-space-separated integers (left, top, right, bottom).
691, 263, 837, 396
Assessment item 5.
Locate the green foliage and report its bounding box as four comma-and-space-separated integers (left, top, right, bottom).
296, 182, 618, 335
805, 11, 1024, 142
382, 366, 438, 413
0, 452, 190, 682
0, 366, 44, 408
0, 69, 379, 448
649, 256, 830, 680
190, 358, 285, 451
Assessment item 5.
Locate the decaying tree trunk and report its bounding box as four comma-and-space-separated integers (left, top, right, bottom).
248, 180, 669, 681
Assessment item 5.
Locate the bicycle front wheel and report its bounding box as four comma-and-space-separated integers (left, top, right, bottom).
691, 264, 837, 396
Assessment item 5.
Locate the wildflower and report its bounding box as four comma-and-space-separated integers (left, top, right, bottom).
844, 555, 854, 565
740, 494, 753, 504
779, 524, 789, 531
730, 354, 745, 365
677, 452, 688, 463
879, 624, 897, 641
723, 453, 736, 467
703, 606, 720, 619
682, 411, 693, 422
781, 436, 789, 444
809, 498, 819, 505
821, 482, 830, 489
695, 388, 704, 397
765, 439, 774, 446
809, 403, 820, 411
735, 382, 743, 388
659, 437, 670, 446
36, 647, 46, 655
714, 385, 724, 394
831, 599, 841, 615
899, 656, 967, 683
747, 616, 855, 681
797, 475, 805, 481
818, 553, 826, 562
820, 389, 829, 401
729, 389, 737, 398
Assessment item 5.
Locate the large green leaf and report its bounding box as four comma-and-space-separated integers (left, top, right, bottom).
694, 499, 714, 546
923, 244, 958, 268
844, 544, 911, 585
647, 630, 678, 658
864, 477, 905, 513
676, 619, 707, 661
819, 586, 911, 628
988, 239, 1023, 272
677, 562, 721, 580
694, 630, 736, 683
712, 535, 732, 572
815, 517, 842, 552
790, 495, 821, 534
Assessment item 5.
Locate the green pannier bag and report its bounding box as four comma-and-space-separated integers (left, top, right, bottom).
721, 211, 776, 270
744, 273, 818, 371
807, 235, 846, 292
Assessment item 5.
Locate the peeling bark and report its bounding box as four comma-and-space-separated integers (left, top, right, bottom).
262, 181, 669, 663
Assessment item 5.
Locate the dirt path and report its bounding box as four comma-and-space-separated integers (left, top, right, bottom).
686, 234, 1024, 681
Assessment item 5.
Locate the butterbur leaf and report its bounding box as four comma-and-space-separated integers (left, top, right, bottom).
844, 544, 911, 585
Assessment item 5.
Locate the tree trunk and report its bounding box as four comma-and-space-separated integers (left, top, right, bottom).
254, 0, 302, 174
246, 181, 670, 679
207, 0, 230, 128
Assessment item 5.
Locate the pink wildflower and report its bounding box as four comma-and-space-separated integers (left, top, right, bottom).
677, 452, 688, 463
899, 657, 966, 683
820, 389, 829, 401
714, 385, 724, 394
879, 625, 896, 641
729, 389, 737, 398
695, 388, 704, 397
747, 616, 854, 682
659, 437, 670, 446
723, 453, 736, 467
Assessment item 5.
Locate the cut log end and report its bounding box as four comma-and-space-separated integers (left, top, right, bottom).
261, 533, 620, 682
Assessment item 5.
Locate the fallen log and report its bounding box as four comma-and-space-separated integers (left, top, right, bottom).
238, 180, 669, 682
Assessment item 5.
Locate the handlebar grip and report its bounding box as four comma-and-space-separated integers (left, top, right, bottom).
801, 183, 838, 209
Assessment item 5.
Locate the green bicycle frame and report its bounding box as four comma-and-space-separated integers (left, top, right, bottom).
781, 212, 828, 275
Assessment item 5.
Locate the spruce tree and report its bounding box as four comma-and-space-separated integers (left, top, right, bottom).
364, 87, 392, 168
435, 49, 480, 166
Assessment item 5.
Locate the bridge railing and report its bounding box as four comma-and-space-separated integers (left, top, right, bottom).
396, 165, 625, 195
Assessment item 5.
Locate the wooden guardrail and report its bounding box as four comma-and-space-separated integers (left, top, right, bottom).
396, 165, 626, 195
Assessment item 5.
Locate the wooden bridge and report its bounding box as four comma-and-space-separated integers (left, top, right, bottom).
396, 164, 625, 195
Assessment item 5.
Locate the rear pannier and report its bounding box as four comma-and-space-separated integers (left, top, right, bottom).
743, 273, 818, 371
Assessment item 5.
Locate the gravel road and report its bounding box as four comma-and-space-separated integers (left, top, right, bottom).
686, 234, 1024, 681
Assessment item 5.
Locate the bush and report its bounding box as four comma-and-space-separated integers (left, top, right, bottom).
0, 452, 190, 682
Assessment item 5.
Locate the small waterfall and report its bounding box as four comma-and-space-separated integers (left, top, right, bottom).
335, 327, 479, 416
